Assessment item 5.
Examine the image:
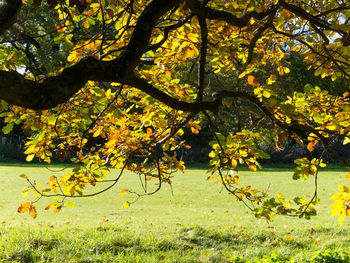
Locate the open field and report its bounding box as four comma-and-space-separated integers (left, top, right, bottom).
0, 164, 350, 262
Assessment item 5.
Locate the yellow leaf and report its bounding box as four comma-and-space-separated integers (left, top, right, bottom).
45, 202, 54, 210
191, 127, 199, 135
53, 205, 62, 213
231, 159, 237, 168
266, 74, 277, 85
146, 128, 152, 136
184, 48, 196, 59
238, 71, 246, 78
177, 129, 184, 136
278, 66, 285, 76
345, 172, 350, 180
247, 75, 260, 87
19, 174, 28, 179
29, 204, 37, 219
165, 70, 171, 77
208, 151, 216, 158
90, 3, 100, 8
307, 141, 316, 152
93, 129, 102, 137
123, 201, 130, 208
242, 185, 251, 191
105, 89, 112, 98
83, 18, 90, 29
22, 188, 30, 197
249, 164, 257, 172
64, 202, 75, 208
120, 189, 128, 197
284, 200, 292, 209
49, 175, 57, 182
309, 165, 318, 174
331, 203, 341, 216
338, 185, 349, 193
17, 202, 31, 213
275, 140, 280, 152
207, 175, 215, 181
33, 190, 40, 198
346, 208, 350, 217
26, 154, 35, 162
213, 68, 221, 74
67, 52, 78, 63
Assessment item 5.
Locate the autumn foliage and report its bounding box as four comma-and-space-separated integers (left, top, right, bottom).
0, 0, 349, 223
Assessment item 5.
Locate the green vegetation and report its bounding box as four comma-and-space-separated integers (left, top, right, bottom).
1, 164, 350, 262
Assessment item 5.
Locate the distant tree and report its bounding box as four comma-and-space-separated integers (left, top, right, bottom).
1, 0, 350, 223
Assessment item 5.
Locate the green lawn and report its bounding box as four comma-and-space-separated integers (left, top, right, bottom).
0, 164, 350, 262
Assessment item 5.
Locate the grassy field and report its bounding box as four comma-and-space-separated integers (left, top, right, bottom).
0, 163, 350, 262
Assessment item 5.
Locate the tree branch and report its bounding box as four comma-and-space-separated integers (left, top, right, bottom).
279, 0, 331, 30
0, 0, 22, 35
196, 16, 208, 102
186, 0, 277, 28
124, 75, 220, 113
146, 15, 193, 52
0, 0, 181, 110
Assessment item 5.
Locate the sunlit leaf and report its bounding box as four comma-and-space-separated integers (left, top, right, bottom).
123, 201, 130, 209
21, 188, 30, 197
53, 205, 62, 213
64, 202, 75, 208
346, 173, 350, 180
249, 164, 257, 172
17, 202, 31, 213
247, 75, 260, 87
29, 204, 37, 219
120, 189, 128, 197
19, 174, 28, 180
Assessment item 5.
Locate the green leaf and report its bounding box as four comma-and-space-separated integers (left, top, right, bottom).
2, 123, 13, 134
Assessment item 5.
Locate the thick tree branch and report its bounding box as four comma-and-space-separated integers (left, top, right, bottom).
196, 16, 207, 102
0, 0, 22, 35
245, 12, 275, 65
279, 0, 331, 30
0, 57, 117, 109
0, 0, 181, 110
186, 0, 277, 28
124, 75, 220, 113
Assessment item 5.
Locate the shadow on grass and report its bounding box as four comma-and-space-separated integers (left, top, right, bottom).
3, 225, 350, 263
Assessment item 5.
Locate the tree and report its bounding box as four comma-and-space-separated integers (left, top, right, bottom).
1, 0, 350, 223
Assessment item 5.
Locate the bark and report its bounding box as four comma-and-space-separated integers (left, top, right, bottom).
0, 0, 182, 110
0, 0, 22, 35
0, 0, 275, 113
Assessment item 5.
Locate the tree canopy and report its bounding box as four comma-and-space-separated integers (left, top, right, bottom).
1, 0, 350, 223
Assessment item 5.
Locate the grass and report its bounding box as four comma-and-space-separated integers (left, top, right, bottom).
0, 163, 350, 262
